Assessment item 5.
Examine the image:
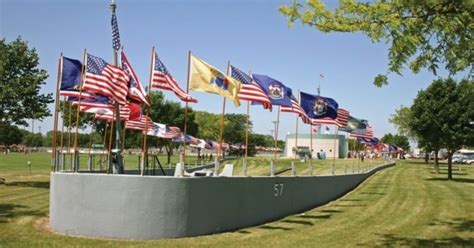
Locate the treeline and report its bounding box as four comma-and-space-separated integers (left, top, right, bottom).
0, 92, 285, 155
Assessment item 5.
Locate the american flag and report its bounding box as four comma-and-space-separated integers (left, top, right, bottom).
311, 108, 350, 127
146, 123, 181, 139
230, 65, 272, 110
350, 125, 374, 138
281, 97, 310, 124
173, 133, 199, 145
124, 116, 153, 131
94, 102, 141, 122
121, 51, 149, 106
68, 94, 114, 114
111, 12, 121, 51
82, 54, 129, 105
151, 52, 197, 103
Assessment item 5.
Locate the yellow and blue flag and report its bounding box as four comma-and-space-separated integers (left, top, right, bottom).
190, 55, 241, 107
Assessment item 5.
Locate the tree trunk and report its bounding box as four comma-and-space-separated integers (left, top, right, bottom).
434, 149, 439, 174
447, 151, 453, 180
424, 153, 429, 164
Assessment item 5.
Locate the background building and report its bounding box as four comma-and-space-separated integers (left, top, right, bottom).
284, 133, 348, 159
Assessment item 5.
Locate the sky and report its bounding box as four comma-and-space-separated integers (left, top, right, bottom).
0, 0, 455, 140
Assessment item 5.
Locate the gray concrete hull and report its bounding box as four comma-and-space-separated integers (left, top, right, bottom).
50, 162, 395, 240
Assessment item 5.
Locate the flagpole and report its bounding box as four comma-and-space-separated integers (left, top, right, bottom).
182, 50, 192, 169
244, 69, 252, 162
52, 53, 63, 172
107, 115, 115, 174
219, 97, 227, 159
140, 46, 154, 176
59, 96, 66, 170
101, 122, 109, 171
110, 0, 124, 174
72, 48, 87, 172
244, 100, 250, 159
273, 106, 281, 161
87, 119, 95, 170
218, 61, 231, 159
294, 90, 300, 160
332, 126, 339, 175
66, 101, 73, 170
121, 125, 126, 151
309, 121, 313, 174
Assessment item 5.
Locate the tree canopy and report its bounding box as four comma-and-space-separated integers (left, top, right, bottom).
0, 37, 53, 125
280, 0, 474, 86
381, 133, 410, 151
408, 78, 473, 179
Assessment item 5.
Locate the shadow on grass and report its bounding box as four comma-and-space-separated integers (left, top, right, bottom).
360, 192, 386, 195
320, 209, 342, 213
340, 198, 363, 202
5, 181, 50, 189
258, 225, 293, 231
428, 218, 474, 232
0, 203, 46, 223
332, 204, 367, 207
429, 171, 467, 176
424, 178, 474, 184
298, 214, 332, 220
281, 219, 314, 226
375, 233, 474, 247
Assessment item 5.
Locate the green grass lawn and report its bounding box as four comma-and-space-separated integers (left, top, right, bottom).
0, 153, 473, 247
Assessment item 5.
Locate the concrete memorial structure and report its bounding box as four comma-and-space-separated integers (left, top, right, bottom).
50, 161, 395, 240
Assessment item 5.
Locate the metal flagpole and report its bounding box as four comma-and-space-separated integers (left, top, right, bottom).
87, 119, 95, 171
309, 122, 313, 175
101, 122, 109, 171
332, 126, 338, 175
273, 106, 281, 161
72, 48, 87, 172
52, 54, 63, 172
140, 46, 155, 176
59, 96, 67, 170
218, 97, 227, 159
121, 125, 126, 151
66, 101, 73, 170
218, 61, 231, 159
182, 50, 192, 170
107, 114, 115, 174
294, 90, 300, 160
244, 70, 252, 162
109, 0, 124, 174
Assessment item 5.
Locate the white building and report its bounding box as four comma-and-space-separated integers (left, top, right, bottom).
284, 133, 348, 159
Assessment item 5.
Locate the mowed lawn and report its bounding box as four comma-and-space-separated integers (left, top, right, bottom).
0, 153, 473, 247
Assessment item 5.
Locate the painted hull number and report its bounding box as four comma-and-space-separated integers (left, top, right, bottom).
273, 183, 284, 197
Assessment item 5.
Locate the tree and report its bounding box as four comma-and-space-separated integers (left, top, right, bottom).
409, 78, 474, 179
381, 133, 410, 151
22, 133, 43, 147
148, 92, 198, 164
0, 37, 53, 125
279, 1, 473, 86
0, 124, 23, 148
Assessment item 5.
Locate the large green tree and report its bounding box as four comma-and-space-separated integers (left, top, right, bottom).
280, 0, 473, 86
381, 133, 410, 151
409, 78, 474, 179
0, 37, 53, 125
0, 124, 23, 148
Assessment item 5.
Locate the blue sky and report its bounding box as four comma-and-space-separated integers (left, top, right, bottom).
1, 0, 454, 140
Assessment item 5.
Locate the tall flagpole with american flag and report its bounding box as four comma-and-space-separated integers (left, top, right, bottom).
109, 0, 124, 174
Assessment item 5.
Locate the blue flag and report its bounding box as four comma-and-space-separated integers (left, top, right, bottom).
252, 74, 293, 107
61, 57, 82, 91
300, 91, 338, 119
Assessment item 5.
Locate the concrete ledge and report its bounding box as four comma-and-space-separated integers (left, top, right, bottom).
50, 162, 395, 240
